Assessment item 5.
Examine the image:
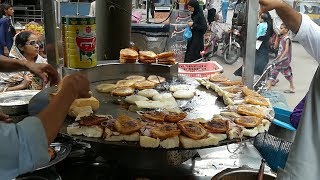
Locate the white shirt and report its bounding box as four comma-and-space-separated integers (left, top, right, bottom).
277, 14, 320, 180
89, 1, 96, 17
207, 0, 221, 12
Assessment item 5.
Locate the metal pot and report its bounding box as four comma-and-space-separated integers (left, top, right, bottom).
0, 90, 40, 115
212, 166, 276, 180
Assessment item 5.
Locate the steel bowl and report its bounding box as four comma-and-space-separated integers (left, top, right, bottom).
212, 166, 276, 180
0, 90, 40, 115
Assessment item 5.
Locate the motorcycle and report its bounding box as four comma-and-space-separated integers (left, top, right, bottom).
196, 23, 241, 64
223, 25, 241, 64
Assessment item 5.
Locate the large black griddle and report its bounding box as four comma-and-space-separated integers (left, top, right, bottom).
28, 64, 242, 168
29, 75, 242, 150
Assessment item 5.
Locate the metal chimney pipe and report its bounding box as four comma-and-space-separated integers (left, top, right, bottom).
42, 0, 59, 69
242, 0, 258, 88
96, 0, 132, 60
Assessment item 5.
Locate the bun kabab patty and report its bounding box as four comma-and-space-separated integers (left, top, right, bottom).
200, 119, 229, 133
147, 75, 166, 84
125, 75, 146, 82
120, 48, 138, 63
138, 51, 157, 64
209, 73, 229, 82
164, 112, 187, 123
114, 115, 144, 135
235, 116, 262, 128
150, 124, 181, 140
134, 80, 156, 90
157, 51, 174, 59
79, 114, 109, 126
111, 87, 135, 97
177, 121, 207, 140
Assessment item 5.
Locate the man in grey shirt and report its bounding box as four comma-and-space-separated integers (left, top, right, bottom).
0, 56, 90, 179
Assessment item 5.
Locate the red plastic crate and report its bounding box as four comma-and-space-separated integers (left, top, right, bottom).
178, 61, 223, 78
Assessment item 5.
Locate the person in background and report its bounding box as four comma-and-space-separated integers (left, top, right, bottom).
266, 23, 295, 93
147, 0, 156, 18
0, 3, 15, 56
0, 56, 59, 124
221, 0, 229, 23
207, 0, 221, 25
0, 31, 47, 91
157, 0, 170, 6
259, 0, 320, 179
184, 0, 207, 63
234, 12, 273, 76
256, 13, 268, 39
38, 35, 47, 59
89, 0, 95, 17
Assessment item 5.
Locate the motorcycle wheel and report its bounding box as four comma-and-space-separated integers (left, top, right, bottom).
223, 44, 240, 65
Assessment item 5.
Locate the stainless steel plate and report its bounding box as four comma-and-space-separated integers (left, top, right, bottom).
36, 143, 71, 171
0, 90, 40, 115
0, 90, 40, 106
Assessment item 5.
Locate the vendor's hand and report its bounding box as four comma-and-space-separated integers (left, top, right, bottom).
61, 73, 90, 99
188, 21, 193, 27
259, 0, 284, 13
25, 61, 60, 86
4, 47, 9, 57
0, 111, 11, 122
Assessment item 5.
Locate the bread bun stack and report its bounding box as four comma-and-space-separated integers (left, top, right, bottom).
50, 76, 100, 121
138, 51, 157, 64
157, 51, 176, 65
120, 48, 138, 63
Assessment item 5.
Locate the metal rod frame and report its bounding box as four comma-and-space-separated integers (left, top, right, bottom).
242, 0, 258, 88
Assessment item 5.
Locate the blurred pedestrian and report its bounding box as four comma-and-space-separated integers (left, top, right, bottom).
0, 3, 15, 56
234, 12, 273, 76
207, 0, 221, 25
0, 31, 47, 91
266, 23, 295, 93
221, 0, 229, 23
89, 0, 95, 17
185, 0, 207, 62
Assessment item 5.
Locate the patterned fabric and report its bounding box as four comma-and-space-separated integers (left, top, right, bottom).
0, 41, 47, 92
269, 35, 293, 83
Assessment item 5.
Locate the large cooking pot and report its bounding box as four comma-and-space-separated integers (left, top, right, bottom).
0, 90, 40, 115
212, 166, 276, 180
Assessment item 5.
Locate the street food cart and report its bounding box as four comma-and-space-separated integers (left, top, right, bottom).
6, 0, 296, 179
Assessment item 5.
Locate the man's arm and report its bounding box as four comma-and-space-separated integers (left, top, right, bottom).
0, 56, 28, 72
37, 74, 90, 144
260, 0, 320, 61
259, 0, 301, 34
0, 56, 60, 85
